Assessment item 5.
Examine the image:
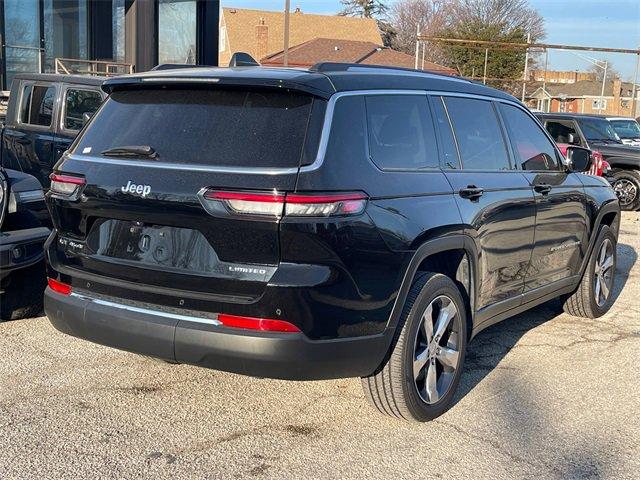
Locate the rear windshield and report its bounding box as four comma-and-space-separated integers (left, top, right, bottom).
73, 89, 314, 168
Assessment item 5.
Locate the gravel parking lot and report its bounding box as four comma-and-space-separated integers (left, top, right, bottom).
1, 212, 638, 479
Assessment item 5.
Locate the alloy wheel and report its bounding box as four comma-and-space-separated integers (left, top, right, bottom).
613, 179, 638, 207
594, 238, 615, 307
413, 295, 462, 404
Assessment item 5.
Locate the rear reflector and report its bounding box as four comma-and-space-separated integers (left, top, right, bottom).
47, 278, 72, 296
285, 192, 367, 217
202, 190, 367, 218
217, 313, 300, 333
204, 190, 285, 216
49, 173, 86, 196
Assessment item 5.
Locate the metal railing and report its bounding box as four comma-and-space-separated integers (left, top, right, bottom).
54, 58, 134, 77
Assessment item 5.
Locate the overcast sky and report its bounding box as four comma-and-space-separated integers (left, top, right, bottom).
222, 0, 640, 81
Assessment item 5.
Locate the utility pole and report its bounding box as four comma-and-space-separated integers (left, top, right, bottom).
415, 24, 421, 70
599, 60, 607, 111
542, 49, 549, 111
522, 32, 531, 102
283, 0, 290, 67
483, 48, 488, 84
631, 49, 639, 117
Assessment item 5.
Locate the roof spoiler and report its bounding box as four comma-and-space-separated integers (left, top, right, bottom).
229, 52, 260, 67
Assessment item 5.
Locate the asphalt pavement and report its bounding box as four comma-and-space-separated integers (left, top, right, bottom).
1, 212, 639, 479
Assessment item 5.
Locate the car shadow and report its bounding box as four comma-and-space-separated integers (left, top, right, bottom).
452, 240, 637, 406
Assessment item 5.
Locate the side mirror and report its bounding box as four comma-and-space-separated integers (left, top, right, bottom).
565, 146, 592, 173
82, 112, 93, 125
567, 133, 580, 145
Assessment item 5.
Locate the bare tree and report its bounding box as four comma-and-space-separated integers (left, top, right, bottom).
438, 0, 545, 89
447, 0, 545, 42
389, 0, 456, 64
587, 61, 620, 82
339, 0, 389, 18
338, 0, 396, 46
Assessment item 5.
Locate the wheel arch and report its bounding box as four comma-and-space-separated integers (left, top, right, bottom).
385, 235, 479, 337
580, 200, 620, 278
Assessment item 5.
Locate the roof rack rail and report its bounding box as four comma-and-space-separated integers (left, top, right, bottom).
309, 62, 464, 80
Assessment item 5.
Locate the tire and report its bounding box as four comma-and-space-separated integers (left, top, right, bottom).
361, 272, 468, 422
563, 226, 617, 319
611, 169, 640, 211
0, 261, 46, 321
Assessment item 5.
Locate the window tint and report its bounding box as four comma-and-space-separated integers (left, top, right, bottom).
431, 97, 460, 169
20, 85, 55, 126
610, 119, 640, 139
578, 117, 620, 142
64, 89, 103, 131
444, 97, 510, 170
74, 89, 314, 168
365, 95, 438, 170
501, 105, 559, 171
544, 120, 582, 146
325, 96, 367, 165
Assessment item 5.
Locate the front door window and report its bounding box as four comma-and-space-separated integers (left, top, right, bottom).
158, 0, 197, 65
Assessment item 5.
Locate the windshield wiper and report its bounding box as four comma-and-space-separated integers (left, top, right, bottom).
101, 145, 157, 158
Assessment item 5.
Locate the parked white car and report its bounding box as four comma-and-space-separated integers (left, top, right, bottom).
607, 117, 640, 147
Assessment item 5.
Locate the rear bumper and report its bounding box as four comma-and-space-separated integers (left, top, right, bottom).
44, 288, 392, 380
0, 227, 50, 277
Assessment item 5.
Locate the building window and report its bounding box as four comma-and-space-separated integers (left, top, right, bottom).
3, 0, 41, 89
43, 0, 89, 72
158, 0, 197, 65
112, 0, 126, 62
621, 100, 630, 109
592, 99, 607, 110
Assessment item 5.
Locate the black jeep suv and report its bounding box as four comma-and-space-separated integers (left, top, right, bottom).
536, 112, 640, 211
44, 64, 620, 421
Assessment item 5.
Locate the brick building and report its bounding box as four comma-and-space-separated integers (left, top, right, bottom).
527, 79, 640, 116
529, 69, 596, 84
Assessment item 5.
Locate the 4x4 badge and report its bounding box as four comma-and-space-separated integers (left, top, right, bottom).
121, 181, 151, 198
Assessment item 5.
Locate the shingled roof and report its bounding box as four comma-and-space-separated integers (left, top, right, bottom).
220, 7, 383, 66
261, 38, 457, 75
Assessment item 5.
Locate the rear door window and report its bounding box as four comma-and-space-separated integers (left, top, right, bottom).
20, 84, 55, 127
544, 119, 582, 146
443, 97, 510, 171
74, 89, 314, 169
63, 88, 103, 131
431, 96, 461, 169
501, 104, 560, 171
365, 95, 438, 170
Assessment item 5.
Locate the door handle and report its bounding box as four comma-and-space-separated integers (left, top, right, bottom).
534, 183, 552, 195
459, 185, 484, 200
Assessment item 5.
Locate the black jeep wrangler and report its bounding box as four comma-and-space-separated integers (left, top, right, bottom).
44, 64, 620, 421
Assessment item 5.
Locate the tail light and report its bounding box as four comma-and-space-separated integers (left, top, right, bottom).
48, 278, 72, 296
201, 190, 368, 218
217, 313, 300, 333
49, 173, 86, 197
